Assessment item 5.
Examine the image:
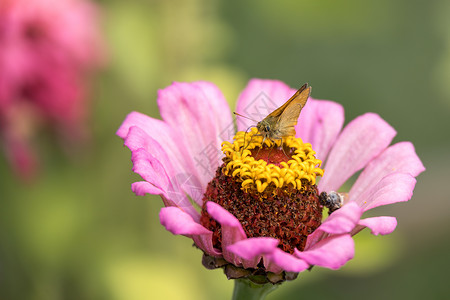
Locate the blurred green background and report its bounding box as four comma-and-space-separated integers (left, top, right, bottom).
1, 0, 449, 299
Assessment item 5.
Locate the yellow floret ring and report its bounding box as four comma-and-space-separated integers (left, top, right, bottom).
221, 128, 324, 193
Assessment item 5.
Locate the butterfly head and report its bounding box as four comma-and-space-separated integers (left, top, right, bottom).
256, 120, 270, 134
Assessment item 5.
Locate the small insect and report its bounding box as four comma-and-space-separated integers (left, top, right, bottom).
234, 83, 311, 147
256, 83, 310, 145
319, 191, 346, 214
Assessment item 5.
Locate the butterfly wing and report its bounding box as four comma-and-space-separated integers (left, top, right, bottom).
265, 83, 309, 118
275, 85, 310, 137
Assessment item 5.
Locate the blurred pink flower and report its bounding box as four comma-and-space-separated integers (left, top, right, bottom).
117, 79, 424, 281
0, 0, 104, 179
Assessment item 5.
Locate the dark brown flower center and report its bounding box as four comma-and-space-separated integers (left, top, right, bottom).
250, 145, 296, 167
200, 159, 323, 254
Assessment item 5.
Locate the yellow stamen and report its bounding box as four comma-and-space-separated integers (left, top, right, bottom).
221, 128, 324, 193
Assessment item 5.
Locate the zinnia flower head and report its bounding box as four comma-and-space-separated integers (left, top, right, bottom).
117, 79, 424, 284
0, 0, 104, 179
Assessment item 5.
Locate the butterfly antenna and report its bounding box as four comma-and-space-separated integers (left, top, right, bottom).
233, 112, 258, 122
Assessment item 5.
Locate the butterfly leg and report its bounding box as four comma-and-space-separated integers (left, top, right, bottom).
275, 137, 291, 160
241, 125, 257, 154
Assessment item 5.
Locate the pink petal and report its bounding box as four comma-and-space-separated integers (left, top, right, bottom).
131, 181, 164, 196
158, 82, 233, 188
190, 81, 235, 142
227, 237, 279, 260
160, 207, 210, 235
316, 202, 363, 234
358, 173, 417, 211
296, 234, 354, 269
206, 202, 248, 266
227, 238, 310, 273
117, 112, 192, 183
159, 207, 220, 257
352, 217, 397, 236
124, 126, 178, 182
296, 99, 345, 161
264, 249, 310, 273
235, 79, 296, 131
319, 113, 397, 192
117, 111, 170, 141
206, 202, 245, 231
227, 237, 278, 269
304, 202, 362, 249
350, 142, 425, 202
130, 148, 170, 192
130, 147, 200, 220
119, 117, 204, 206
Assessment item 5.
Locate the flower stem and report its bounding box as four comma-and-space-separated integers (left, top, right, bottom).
232, 279, 279, 300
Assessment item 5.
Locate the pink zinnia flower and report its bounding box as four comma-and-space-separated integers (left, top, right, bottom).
0, 0, 103, 179
117, 79, 424, 283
